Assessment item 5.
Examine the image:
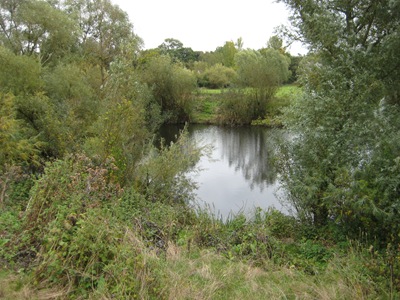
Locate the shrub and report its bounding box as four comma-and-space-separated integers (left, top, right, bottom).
217, 89, 269, 125
11, 154, 163, 298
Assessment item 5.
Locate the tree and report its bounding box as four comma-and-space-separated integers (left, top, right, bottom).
43, 62, 98, 142
285, 53, 302, 83
235, 37, 244, 51
0, 0, 77, 63
215, 41, 237, 68
235, 49, 290, 101
0, 46, 43, 95
201, 63, 237, 89
267, 35, 284, 52
158, 38, 198, 65
63, 0, 142, 82
277, 0, 400, 240
140, 55, 197, 123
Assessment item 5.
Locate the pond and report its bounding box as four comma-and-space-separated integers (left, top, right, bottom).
159, 124, 290, 220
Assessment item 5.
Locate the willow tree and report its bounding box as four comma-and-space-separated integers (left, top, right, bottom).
63, 0, 142, 82
140, 55, 197, 123
0, 0, 77, 63
278, 0, 400, 240
233, 48, 290, 119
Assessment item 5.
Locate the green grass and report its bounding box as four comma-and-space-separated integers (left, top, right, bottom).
191, 92, 221, 124
196, 88, 224, 95
192, 85, 302, 125
275, 84, 302, 99
1, 243, 389, 300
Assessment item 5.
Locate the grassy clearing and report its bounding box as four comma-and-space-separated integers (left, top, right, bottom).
191, 92, 221, 124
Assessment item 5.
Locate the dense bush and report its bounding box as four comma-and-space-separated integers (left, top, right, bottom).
140, 55, 197, 123
217, 89, 269, 125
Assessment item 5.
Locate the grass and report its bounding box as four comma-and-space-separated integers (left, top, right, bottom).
1, 127, 397, 299
191, 85, 302, 125
1, 244, 389, 300
152, 242, 388, 299
196, 88, 225, 95
0, 270, 65, 300
191, 90, 221, 123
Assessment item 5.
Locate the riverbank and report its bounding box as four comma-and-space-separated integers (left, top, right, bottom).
191, 85, 301, 125
0, 206, 393, 299
1, 83, 397, 298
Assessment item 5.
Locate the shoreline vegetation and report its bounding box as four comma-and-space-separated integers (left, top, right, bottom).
1, 0, 399, 298
191, 85, 300, 126
1, 84, 397, 299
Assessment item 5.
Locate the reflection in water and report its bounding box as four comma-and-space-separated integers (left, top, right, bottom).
158, 124, 286, 219
213, 126, 279, 189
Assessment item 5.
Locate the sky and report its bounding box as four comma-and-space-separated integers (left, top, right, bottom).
111, 0, 307, 55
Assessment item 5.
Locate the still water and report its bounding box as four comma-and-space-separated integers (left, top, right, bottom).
159, 124, 288, 220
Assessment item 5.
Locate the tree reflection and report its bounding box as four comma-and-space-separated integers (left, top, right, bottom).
217, 126, 280, 190
158, 124, 284, 192
189, 125, 282, 191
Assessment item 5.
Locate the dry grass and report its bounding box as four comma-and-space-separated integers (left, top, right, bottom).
1, 241, 389, 300
0, 272, 66, 300
158, 245, 387, 300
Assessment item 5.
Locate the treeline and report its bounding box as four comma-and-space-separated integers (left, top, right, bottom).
0, 0, 296, 181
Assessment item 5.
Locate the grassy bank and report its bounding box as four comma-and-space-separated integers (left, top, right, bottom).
1, 206, 394, 299
191, 85, 302, 125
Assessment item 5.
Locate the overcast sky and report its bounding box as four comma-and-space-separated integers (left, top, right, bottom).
111, 0, 307, 55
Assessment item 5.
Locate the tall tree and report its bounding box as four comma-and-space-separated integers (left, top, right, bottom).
278, 0, 400, 240
140, 55, 197, 123
215, 41, 237, 68
63, 0, 142, 82
235, 49, 290, 101
158, 38, 198, 65
0, 0, 77, 63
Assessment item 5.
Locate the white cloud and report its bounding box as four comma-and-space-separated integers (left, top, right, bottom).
112, 0, 307, 55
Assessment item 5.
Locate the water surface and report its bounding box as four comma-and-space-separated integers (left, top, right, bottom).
159, 124, 287, 219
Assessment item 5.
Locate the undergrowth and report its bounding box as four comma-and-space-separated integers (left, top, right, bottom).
0, 149, 398, 298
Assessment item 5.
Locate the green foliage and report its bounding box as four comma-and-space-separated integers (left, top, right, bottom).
235, 49, 290, 97
10, 154, 162, 298
215, 41, 237, 68
43, 63, 98, 142
0, 0, 77, 62
0, 47, 43, 95
217, 89, 268, 125
0, 93, 40, 208
84, 98, 150, 185
200, 64, 237, 89
278, 0, 400, 245
140, 55, 197, 123
158, 38, 198, 65
0, 93, 41, 168
226, 48, 291, 124
135, 128, 202, 204
64, 0, 141, 79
